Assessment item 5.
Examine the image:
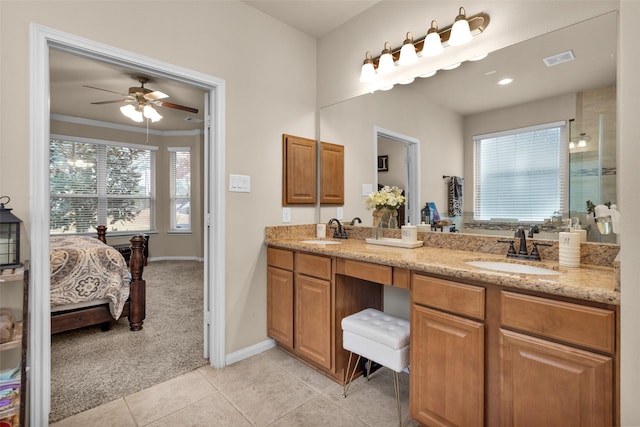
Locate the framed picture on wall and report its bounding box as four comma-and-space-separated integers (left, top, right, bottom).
377, 155, 389, 172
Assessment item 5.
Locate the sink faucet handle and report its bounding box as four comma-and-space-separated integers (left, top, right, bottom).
497, 239, 517, 255
530, 241, 553, 260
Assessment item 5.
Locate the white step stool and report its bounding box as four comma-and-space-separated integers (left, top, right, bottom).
341, 308, 410, 426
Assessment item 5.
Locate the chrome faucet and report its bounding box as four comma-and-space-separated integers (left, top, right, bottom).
328, 218, 348, 239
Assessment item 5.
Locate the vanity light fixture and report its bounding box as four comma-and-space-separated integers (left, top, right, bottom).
449, 7, 473, 46
358, 6, 489, 88
378, 42, 396, 74
442, 62, 462, 70
421, 21, 444, 57
419, 70, 437, 78
398, 32, 419, 66
469, 53, 489, 61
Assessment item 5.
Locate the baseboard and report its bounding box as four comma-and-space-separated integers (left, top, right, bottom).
147, 256, 204, 262
225, 339, 276, 365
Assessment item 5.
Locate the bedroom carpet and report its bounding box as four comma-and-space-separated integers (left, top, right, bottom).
49, 260, 208, 423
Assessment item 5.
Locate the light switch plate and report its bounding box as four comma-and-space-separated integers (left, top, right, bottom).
282, 207, 291, 223
229, 174, 250, 192
337, 207, 343, 220
362, 184, 373, 196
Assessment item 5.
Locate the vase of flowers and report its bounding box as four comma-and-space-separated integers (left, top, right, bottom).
366, 185, 406, 229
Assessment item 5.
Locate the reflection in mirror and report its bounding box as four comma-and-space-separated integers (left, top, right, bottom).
320, 11, 617, 243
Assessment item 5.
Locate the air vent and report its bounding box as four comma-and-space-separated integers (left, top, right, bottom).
184, 117, 203, 123
543, 50, 575, 67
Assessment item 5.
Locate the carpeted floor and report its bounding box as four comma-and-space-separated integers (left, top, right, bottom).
49, 260, 208, 423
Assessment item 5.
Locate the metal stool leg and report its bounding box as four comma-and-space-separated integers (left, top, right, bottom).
342, 352, 361, 398
393, 371, 402, 426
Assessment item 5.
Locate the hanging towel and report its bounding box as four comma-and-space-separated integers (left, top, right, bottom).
447, 176, 463, 217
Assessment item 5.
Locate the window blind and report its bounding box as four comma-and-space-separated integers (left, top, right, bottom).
50, 135, 156, 234
169, 147, 191, 231
473, 122, 566, 222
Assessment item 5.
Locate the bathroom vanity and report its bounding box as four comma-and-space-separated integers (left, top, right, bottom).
265, 225, 619, 426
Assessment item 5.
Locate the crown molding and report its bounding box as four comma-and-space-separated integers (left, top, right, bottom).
50, 113, 203, 136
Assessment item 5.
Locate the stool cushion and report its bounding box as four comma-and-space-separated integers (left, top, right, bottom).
341, 308, 410, 350
343, 330, 409, 373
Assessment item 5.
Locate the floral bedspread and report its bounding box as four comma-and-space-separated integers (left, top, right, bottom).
50, 235, 130, 319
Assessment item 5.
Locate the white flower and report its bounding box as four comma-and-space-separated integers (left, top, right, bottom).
366, 185, 406, 210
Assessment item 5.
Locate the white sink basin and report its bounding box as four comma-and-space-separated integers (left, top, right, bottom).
301, 239, 342, 245
466, 261, 560, 275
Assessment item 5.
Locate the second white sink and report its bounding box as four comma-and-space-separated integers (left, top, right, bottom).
466, 261, 560, 275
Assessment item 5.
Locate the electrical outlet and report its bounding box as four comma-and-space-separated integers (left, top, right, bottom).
282, 207, 291, 223
337, 207, 343, 220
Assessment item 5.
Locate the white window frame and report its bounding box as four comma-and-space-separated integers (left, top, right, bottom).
473, 121, 567, 222
168, 146, 192, 232
50, 134, 158, 235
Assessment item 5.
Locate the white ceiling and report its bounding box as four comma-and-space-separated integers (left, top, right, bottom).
49, 4, 616, 131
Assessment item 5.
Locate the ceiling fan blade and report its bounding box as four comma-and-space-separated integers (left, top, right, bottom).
144, 90, 169, 101
155, 100, 199, 114
83, 85, 130, 97
91, 99, 131, 105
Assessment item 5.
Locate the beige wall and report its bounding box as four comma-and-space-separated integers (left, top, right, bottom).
0, 1, 317, 357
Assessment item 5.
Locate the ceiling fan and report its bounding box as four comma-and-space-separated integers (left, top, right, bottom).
84, 76, 199, 123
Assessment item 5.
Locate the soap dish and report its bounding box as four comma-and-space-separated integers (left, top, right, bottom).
365, 237, 423, 249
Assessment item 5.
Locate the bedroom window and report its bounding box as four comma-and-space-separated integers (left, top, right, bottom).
474, 121, 566, 222
169, 147, 191, 231
49, 135, 157, 234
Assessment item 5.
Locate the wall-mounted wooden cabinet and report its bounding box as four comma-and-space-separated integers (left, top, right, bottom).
319, 142, 344, 205
282, 134, 317, 205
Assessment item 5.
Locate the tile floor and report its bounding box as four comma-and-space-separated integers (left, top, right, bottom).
50, 346, 419, 426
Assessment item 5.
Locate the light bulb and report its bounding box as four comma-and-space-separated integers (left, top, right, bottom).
449, 7, 472, 46
398, 32, 418, 66
378, 42, 396, 75
360, 51, 377, 82
421, 21, 443, 57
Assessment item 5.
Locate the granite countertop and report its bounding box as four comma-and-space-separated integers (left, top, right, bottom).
265, 228, 619, 306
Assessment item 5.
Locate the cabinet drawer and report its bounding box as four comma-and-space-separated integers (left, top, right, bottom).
412, 274, 485, 320
267, 247, 293, 270
336, 258, 392, 285
296, 252, 332, 280
501, 291, 615, 354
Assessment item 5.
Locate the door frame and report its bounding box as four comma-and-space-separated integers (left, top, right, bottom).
29, 24, 226, 425
374, 126, 420, 225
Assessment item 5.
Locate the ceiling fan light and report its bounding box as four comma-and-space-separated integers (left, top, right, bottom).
422, 21, 443, 57
398, 32, 418, 66
143, 104, 163, 122
449, 7, 473, 46
120, 104, 136, 118
378, 42, 396, 75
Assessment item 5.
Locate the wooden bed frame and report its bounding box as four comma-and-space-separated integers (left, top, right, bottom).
50, 226, 146, 334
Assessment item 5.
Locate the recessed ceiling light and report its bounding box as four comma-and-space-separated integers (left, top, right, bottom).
497, 78, 514, 85
543, 50, 575, 67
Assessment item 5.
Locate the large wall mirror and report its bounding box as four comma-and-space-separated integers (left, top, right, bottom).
319, 11, 617, 243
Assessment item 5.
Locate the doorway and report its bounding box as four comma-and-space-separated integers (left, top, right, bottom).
374, 127, 420, 225
30, 24, 226, 425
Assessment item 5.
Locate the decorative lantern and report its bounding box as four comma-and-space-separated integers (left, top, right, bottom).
0, 196, 22, 268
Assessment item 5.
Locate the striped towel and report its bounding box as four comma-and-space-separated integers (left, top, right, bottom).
447, 176, 463, 217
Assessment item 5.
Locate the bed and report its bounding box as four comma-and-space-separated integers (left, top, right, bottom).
49, 226, 146, 334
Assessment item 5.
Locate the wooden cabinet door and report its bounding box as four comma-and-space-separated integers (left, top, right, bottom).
267, 266, 294, 350
500, 329, 613, 427
295, 273, 331, 369
282, 134, 317, 205
320, 141, 344, 205
410, 305, 484, 427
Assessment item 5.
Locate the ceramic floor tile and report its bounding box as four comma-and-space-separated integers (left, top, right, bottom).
49, 398, 136, 427
325, 372, 411, 427
142, 392, 252, 426
125, 370, 217, 425
263, 347, 338, 393
268, 395, 369, 427
199, 353, 316, 426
